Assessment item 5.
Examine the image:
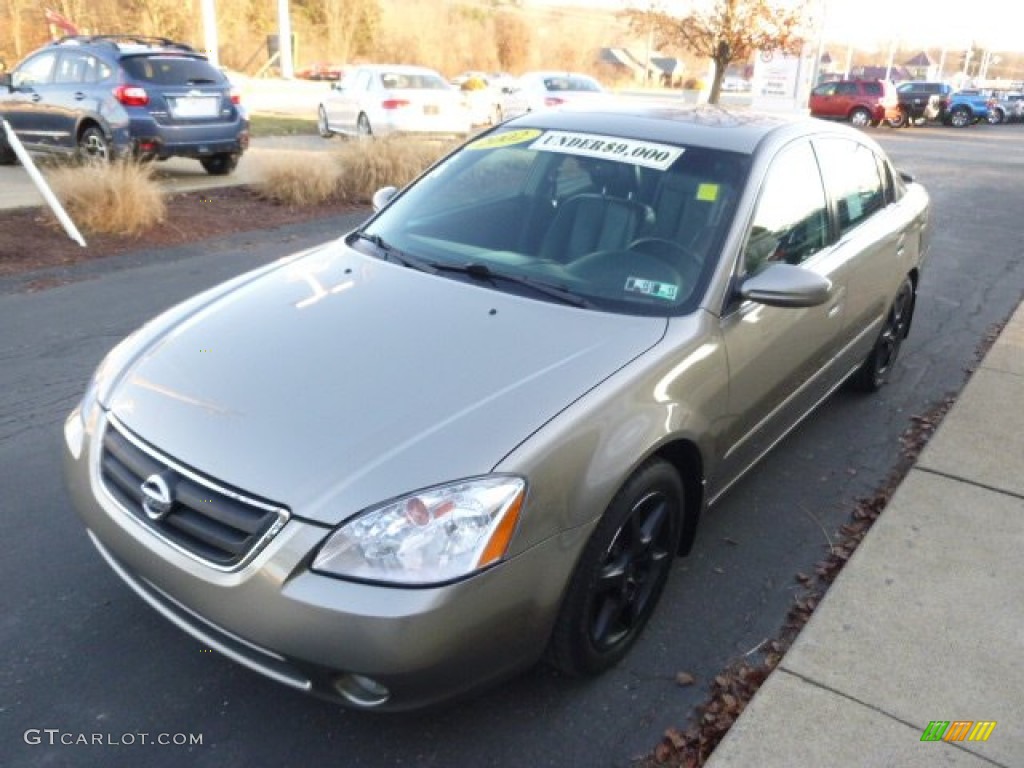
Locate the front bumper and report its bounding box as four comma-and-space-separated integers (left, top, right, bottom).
64, 408, 588, 710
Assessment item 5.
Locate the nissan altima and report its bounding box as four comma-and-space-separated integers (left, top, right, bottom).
64, 103, 930, 711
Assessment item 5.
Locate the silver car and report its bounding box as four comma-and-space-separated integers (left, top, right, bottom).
64, 104, 929, 711
317, 63, 471, 139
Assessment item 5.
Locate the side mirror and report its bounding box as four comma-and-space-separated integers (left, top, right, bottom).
739, 263, 832, 308
371, 185, 398, 212
330, 81, 343, 91
898, 169, 914, 184
0, 73, 12, 90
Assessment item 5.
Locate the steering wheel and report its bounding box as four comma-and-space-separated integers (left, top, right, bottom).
626, 237, 702, 285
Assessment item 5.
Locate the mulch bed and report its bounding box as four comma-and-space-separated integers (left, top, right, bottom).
0, 185, 359, 277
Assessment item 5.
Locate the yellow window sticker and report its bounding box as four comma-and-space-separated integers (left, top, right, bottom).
466, 129, 543, 150
696, 183, 719, 202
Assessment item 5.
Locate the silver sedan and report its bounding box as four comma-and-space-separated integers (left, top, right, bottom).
64, 104, 929, 711
317, 63, 471, 139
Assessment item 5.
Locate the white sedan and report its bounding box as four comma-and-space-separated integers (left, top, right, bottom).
318, 64, 471, 139
498, 71, 607, 121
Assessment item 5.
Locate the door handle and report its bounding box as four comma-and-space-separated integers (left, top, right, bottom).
74, 92, 86, 100
31, 94, 42, 102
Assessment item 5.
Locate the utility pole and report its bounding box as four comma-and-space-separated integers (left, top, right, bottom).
277, 0, 294, 79
200, 0, 218, 67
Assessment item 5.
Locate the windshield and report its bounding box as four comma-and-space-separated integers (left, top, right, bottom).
356, 126, 750, 316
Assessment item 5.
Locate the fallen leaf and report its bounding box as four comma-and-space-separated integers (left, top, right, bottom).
676, 671, 696, 686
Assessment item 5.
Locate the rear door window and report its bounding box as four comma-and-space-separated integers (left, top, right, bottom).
815, 138, 885, 235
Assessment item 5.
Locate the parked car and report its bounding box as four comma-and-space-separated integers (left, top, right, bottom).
0, 34, 249, 174
808, 79, 900, 127
498, 71, 607, 121
64, 104, 929, 711
890, 81, 952, 127
944, 89, 995, 127
317, 64, 471, 140
296, 62, 345, 81
986, 91, 1024, 124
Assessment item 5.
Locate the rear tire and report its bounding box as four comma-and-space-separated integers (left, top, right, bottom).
317, 105, 334, 138
949, 106, 971, 128
849, 108, 872, 128
547, 458, 685, 677
851, 276, 915, 392
200, 152, 238, 176
77, 125, 111, 164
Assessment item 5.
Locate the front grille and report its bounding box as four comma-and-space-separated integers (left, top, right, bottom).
99, 416, 289, 569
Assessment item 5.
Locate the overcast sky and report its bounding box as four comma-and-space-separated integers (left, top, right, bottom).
529, 0, 1019, 53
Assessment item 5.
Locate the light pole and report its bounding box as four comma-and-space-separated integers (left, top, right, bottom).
200, 0, 218, 67
277, 0, 294, 79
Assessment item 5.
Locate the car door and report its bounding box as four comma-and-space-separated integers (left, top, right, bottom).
1, 51, 60, 149
814, 136, 924, 369
326, 68, 366, 134
809, 82, 839, 118
48, 50, 108, 151
713, 138, 854, 496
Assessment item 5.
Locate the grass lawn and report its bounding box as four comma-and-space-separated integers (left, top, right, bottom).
249, 114, 320, 138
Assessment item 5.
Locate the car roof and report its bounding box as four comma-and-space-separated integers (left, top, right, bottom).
501, 101, 846, 155
48, 34, 198, 57
357, 64, 443, 75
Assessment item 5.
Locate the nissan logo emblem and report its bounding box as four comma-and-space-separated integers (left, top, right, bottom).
141, 473, 174, 521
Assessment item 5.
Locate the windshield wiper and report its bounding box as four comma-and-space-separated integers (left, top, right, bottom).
351, 231, 438, 274
431, 261, 595, 308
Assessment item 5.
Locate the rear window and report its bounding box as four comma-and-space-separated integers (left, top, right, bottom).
380, 72, 448, 90
863, 82, 883, 96
544, 76, 601, 92
120, 55, 225, 86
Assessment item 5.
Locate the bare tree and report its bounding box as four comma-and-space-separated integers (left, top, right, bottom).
300, 0, 378, 63
493, 11, 529, 73
625, 0, 807, 104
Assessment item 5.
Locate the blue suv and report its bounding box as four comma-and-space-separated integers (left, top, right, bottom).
0, 35, 248, 174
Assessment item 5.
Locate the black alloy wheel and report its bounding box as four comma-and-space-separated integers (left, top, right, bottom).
852, 276, 915, 392
547, 459, 685, 676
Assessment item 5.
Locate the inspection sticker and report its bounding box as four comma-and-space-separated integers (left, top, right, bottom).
625, 276, 679, 301
466, 128, 543, 150
529, 131, 684, 170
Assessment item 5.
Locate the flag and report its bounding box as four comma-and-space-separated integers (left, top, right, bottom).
44, 8, 80, 36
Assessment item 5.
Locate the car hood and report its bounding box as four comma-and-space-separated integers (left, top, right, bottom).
107, 242, 666, 525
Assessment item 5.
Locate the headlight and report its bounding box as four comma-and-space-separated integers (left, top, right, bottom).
312, 476, 526, 585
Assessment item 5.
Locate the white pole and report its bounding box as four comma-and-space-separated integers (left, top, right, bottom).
277, 0, 294, 79
200, 0, 219, 68
2, 119, 86, 247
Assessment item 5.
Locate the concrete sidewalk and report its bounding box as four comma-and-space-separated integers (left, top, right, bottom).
706, 303, 1024, 767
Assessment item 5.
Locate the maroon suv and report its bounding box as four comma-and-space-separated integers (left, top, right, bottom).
809, 79, 900, 127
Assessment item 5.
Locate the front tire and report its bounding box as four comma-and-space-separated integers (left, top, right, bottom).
987, 108, 1004, 125
199, 153, 239, 176
356, 113, 372, 139
77, 125, 111, 163
547, 458, 685, 677
851, 276, 915, 392
887, 109, 908, 128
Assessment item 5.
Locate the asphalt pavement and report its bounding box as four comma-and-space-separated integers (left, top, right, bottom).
1, 111, 1021, 767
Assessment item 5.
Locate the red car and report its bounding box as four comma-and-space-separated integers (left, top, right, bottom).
809, 79, 900, 127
